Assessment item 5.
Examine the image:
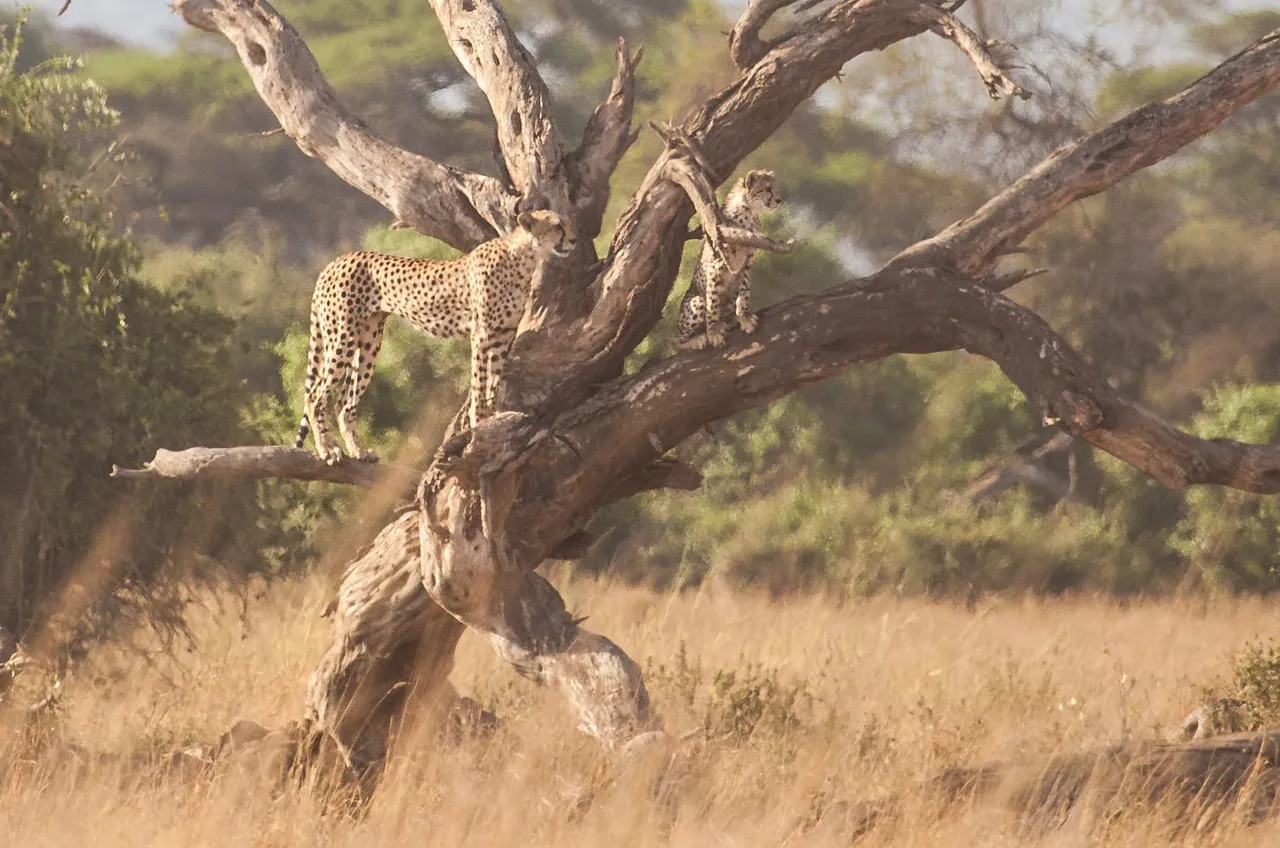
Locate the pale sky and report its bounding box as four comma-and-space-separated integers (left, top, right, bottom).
20, 0, 1267, 57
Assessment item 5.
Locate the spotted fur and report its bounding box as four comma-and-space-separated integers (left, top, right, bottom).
295, 210, 577, 464
676, 169, 783, 350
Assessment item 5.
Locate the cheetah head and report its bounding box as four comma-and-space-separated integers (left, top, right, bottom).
742, 169, 782, 211
517, 209, 577, 259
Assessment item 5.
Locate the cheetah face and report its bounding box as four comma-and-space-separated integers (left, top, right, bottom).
517, 209, 578, 259
743, 169, 782, 211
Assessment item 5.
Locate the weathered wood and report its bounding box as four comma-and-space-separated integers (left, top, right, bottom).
567, 39, 643, 239
427, 0, 570, 217
110, 446, 420, 492
911, 3, 1030, 102
304, 510, 465, 783
171, 0, 516, 249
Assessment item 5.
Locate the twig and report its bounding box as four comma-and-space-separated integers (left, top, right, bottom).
912, 3, 1029, 101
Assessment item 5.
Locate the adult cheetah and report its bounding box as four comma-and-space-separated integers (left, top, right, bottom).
676, 169, 783, 350
295, 209, 576, 464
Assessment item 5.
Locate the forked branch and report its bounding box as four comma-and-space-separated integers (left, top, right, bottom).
729, 0, 819, 70
171, 0, 514, 249
504, 264, 1280, 562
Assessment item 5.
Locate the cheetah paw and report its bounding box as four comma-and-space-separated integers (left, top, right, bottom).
706, 330, 727, 349
677, 335, 708, 352
738, 312, 759, 334
318, 446, 346, 466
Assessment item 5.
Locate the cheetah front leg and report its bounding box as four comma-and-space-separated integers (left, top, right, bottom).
468, 303, 498, 428
702, 263, 730, 349
480, 329, 515, 422
675, 289, 708, 351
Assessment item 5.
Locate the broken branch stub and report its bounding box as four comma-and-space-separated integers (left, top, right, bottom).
110, 446, 421, 493
912, 3, 1029, 102
569, 39, 644, 238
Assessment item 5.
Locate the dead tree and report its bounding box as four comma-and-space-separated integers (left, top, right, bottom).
117, 0, 1280, 787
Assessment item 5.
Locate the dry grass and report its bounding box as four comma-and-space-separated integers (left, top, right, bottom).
3, 571, 1280, 846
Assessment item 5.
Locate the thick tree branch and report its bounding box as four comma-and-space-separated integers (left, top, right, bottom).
568, 39, 643, 239
110, 446, 421, 492
495, 262, 1280, 562
427, 0, 570, 213
172, 0, 514, 249
897, 27, 1280, 277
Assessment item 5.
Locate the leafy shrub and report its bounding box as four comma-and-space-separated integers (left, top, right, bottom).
1232, 641, 1280, 729
1171, 384, 1280, 593
0, 15, 275, 649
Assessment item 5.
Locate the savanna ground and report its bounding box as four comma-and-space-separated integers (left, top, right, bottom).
4, 573, 1277, 846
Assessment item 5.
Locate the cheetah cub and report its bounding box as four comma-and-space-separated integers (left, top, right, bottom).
295, 210, 576, 465
676, 169, 782, 350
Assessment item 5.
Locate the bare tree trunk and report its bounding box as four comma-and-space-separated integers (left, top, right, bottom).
131, 0, 1280, 799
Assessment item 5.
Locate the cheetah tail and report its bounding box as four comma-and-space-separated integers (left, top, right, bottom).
294, 414, 309, 449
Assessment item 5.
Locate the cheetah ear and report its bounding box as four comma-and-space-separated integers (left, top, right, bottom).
517, 211, 537, 232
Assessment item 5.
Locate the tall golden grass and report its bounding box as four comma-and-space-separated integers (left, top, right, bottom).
3, 571, 1279, 845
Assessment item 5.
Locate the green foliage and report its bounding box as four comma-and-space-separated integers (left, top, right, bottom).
0, 14, 269, 645
1230, 640, 1280, 730
1171, 384, 1280, 594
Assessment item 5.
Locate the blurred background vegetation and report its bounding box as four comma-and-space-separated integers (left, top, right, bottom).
3, 0, 1280, 648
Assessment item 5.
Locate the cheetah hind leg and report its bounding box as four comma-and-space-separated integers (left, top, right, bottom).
336, 317, 385, 463
675, 294, 709, 351
308, 348, 349, 466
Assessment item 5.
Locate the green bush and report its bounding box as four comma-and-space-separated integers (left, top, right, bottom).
1171, 383, 1280, 593
0, 15, 275, 649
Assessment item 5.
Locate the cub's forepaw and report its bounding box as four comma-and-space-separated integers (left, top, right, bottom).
677, 335, 708, 352
738, 312, 759, 334
707, 330, 727, 349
